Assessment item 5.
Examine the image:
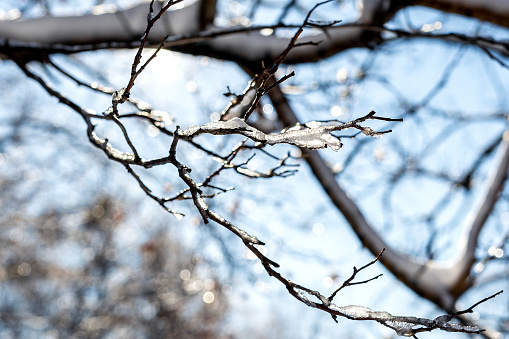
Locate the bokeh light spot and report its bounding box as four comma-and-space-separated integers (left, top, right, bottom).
18, 263, 31, 276
323, 276, 334, 288
203, 291, 215, 304
180, 269, 191, 281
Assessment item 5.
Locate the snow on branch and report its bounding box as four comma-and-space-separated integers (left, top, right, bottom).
178, 111, 402, 151
294, 282, 502, 337
246, 243, 502, 337
329, 303, 486, 336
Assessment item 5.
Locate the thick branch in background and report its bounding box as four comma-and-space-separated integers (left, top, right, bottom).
415, 0, 509, 29
0, 0, 201, 44
2, 0, 509, 65
452, 126, 509, 296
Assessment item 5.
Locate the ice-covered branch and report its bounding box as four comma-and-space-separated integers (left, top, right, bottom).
178, 112, 399, 151
246, 241, 498, 337
329, 304, 486, 336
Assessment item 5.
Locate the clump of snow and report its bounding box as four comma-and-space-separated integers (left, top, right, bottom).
385, 320, 415, 337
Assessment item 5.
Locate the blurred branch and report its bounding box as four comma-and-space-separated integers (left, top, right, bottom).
452, 124, 509, 296
2, 3, 509, 65
414, 0, 509, 29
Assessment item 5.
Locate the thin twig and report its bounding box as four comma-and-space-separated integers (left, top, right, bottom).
328, 249, 385, 302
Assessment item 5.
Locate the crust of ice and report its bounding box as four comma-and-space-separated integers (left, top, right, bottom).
181, 118, 343, 150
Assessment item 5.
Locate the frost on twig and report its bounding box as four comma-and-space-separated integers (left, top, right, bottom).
293, 288, 502, 337
252, 245, 502, 337
330, 304, 481, 336
179, 111, 400, 151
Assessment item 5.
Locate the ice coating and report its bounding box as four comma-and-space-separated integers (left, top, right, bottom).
293, 288, 314, 307
180, 118, 343, 150
327, 304, 483, 336
333, 305, 372, 318
385, 320, 415, 336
